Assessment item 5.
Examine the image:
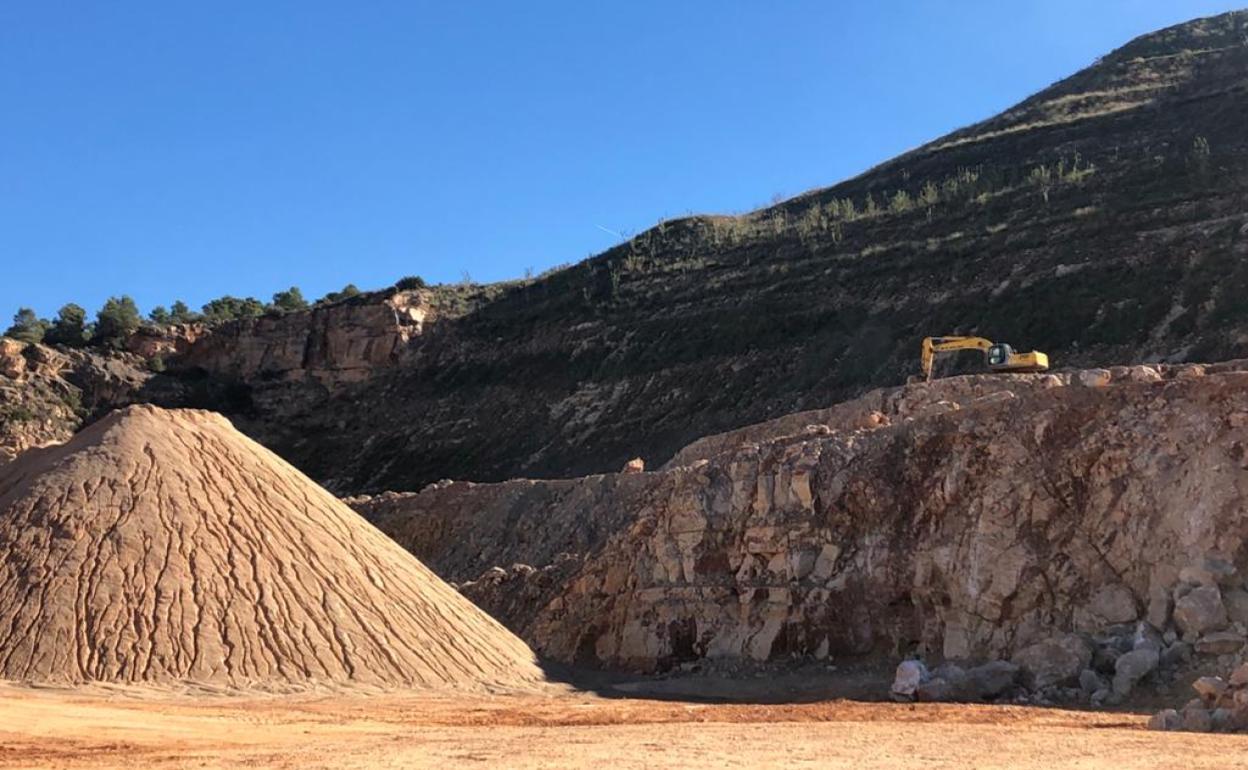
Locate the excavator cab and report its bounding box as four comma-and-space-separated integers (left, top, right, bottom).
986, 343, 1013, 367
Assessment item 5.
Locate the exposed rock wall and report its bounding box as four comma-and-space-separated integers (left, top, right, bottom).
349, 475, 644, 637
0, 290, 430, 471
179, 290, 428, 386
127, 323, 206, 359
0, 341, 153, 465
355, 362, 1248, 672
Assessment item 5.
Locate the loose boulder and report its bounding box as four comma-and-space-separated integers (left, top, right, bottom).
1195, 631, 1246, 656
1112, 648, 1159, 696
1149, 709, 1182, 731
1174, 586, 1228, 640
1079, 668, 1107, 695
1011, 634, 1092, 689
1182, 703, 1214, 732
965, 661, 1020, 700
1229, 663, 1248, 688
1193, 676, 1229, 704
1223, 588, 1248, 626
918, 663, 970, 701
1088, 584, 1138, 625
890, 660, 929, 702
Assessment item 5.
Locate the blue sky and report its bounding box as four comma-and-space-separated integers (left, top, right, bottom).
1, 1, 1243, 319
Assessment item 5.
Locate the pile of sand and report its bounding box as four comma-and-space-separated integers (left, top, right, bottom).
0, 405, 543, 690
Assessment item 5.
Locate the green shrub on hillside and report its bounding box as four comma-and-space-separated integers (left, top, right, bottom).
3, 308, 48, 343
201, 295, 265, 323
169, 300, 199, 324
92, 296, 141, 349
395, 275, 427, 291
320, 284, 361, 304
44, 304, 90, 347
269, 286, 308, 313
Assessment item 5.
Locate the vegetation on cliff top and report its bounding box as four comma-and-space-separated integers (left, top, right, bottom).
1, 280, 407, 350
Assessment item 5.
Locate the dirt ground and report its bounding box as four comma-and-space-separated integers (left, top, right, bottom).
2, 683, 1248, 769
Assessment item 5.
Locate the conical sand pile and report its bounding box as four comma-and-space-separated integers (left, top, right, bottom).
0, 405, 543, 689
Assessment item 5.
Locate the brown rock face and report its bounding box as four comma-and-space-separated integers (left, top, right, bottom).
0, 339, 27, 379
179, 291, 427, 386
0, 343, 154, 466
354, 476, 649, 590
126, 323, 206, 359
356, 362, 1248, 671
0, 405, 541, 689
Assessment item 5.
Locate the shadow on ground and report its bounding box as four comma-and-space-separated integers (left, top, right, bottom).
536, 657, 895, 704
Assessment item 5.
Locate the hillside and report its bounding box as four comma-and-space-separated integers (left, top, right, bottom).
9, 12, 1248, 493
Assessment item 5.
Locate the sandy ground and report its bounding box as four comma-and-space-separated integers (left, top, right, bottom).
3, 684, 1248, 769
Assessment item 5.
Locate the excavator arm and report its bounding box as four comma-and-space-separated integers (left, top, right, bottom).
920, 336, 994, 381
920, 336, 1049, 381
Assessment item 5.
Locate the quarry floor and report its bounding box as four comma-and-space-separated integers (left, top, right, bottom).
2, 685, 1247, 769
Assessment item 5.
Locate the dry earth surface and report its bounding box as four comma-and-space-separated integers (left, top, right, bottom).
0, 684, 1245, 769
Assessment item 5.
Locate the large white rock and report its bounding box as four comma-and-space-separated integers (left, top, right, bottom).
890, 660, 929, 702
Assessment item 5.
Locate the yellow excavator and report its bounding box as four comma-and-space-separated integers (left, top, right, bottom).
920, 336, 1049, 381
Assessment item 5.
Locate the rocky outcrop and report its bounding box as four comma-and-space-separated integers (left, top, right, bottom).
0, 341, 153, 464
662, 375, 1068, 470
178, 290, 428, 386
0, 291, 433, 469
349, 477, 657, 655
0, 339, 28, 380
355, 361, 1248, 673
126, 323, 206, 359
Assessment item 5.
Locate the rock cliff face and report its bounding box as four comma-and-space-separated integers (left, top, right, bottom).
353, 362, 1248, 672
180, 290, 428, 386
126, 323, 206, 360
0, 340, 153, 464
0, 289, 438, 472
157, 11, 1248, 494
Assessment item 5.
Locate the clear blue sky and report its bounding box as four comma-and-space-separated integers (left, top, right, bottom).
1, 1, 1242, 320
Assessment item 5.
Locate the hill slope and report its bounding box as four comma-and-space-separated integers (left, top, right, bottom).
20, 11, 1248, 493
